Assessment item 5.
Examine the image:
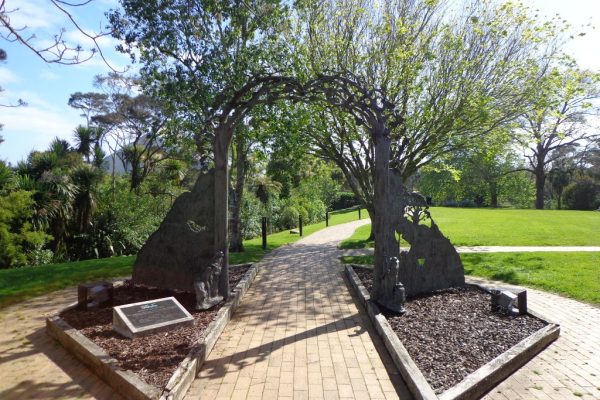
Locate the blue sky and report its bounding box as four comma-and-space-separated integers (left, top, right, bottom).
1, 0, 599, 165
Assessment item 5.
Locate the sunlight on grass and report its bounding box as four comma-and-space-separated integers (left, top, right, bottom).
0, 256, 135, 308
340, 207, 600, 248
339, 252, 600, 305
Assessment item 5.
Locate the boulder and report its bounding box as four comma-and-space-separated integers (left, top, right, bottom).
132, 170, 215, 292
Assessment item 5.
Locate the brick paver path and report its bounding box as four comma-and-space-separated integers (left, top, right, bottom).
474, 276, 600, 400
0, 289, 123, 399
185, 220, 410, 399
0, 219, 598, 400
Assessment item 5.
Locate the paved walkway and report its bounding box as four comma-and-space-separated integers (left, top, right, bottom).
474, 276, 600, 400
0, 219, 598, 399
0, 289, 123, 399
185, 220, 409, 399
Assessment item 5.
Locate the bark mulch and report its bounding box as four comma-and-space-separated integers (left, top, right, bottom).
60, 265, 251, 389
353, 267, 546, 393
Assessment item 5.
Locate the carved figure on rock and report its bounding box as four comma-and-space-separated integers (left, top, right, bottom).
194, 251, 224, 310
374, 171, 465, 307
377, 257, 407, 314
394, 212, 465, 297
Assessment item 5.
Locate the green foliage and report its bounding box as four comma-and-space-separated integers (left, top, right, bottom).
562, 177, 600, 210
87, 177, 174, 257
330, 192, 360, 210
278, 205, 300, 230
240, 193, 263, 239
0, 190, 52, 268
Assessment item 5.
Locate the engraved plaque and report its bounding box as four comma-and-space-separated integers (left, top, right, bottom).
113, 297, 193, 338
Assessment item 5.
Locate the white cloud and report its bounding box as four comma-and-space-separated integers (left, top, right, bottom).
0, 104, 79, 164
0, 67, 20, 84
3, 0, 62, 30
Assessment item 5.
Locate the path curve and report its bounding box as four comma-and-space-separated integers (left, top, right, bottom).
0, 219, 598, 399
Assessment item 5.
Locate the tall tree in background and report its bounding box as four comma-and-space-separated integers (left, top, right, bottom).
518, 66, 600, 209
294, 0, 557, 302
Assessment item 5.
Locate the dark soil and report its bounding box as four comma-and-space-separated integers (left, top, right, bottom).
60, 265, 251, 389
352, 267, 546, 393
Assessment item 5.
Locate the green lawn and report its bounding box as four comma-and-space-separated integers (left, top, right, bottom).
340, 252, 600, 305
0, 256, 135, 308
340, 207, 600, 248
0, 208, 366, 308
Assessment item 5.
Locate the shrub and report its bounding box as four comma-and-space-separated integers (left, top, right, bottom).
330, 191, 360, 210
459, 199, 477, 208
563, 177, 600, 210
279, 205, 300, 229
240, 193, 262, 239
0, 190, 52, 268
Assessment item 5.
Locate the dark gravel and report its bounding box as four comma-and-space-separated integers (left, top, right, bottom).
61, 265, 251, 389
353, 266, 546, 393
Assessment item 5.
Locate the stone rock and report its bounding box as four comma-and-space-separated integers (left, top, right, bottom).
383, 170, 465, 298
395, 216, 465, 297
133, 170, 215, 292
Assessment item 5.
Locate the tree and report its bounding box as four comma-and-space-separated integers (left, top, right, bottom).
94, 92, 169, 190
68, 92, 110, 127
517, 66, 600, 209
294, 0, 557, 303
110, 0, 297, 297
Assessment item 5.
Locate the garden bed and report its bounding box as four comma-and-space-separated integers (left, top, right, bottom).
47, 264, 258, 400
346, 265, 560, 400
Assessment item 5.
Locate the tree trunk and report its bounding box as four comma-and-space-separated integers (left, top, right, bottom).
366, 206, 376, 241
214, 126, 233, 299
534, 166, 546, 210
489, 181, 498, 208
229, 136, 247, 253
557, 189, 562, 210
371, 122, 399, 302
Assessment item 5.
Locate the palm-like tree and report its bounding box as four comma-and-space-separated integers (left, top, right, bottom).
71, 165, 103, 233
0, 160, 15, 192
73, 126, 105, 163
48, 137, 72, 158
73, 125, 94, 162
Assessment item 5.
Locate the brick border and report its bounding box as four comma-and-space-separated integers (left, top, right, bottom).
46, 263, 259, 400
345, 264, 560, 400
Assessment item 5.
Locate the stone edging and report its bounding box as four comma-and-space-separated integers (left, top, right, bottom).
344, 264, 560, 400
46, 263, 260, 400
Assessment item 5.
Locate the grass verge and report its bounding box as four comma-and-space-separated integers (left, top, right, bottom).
339, 252, 600, 305
0, 208, 366, 309
0, 256, 135, 308
340, 207, 600, 248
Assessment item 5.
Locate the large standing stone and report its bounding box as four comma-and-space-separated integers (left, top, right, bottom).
375, 171, 465, 309
133, 170, 215, 292
395, 215, 465, 297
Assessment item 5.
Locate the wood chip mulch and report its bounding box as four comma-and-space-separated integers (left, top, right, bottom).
60, 265, 251, 389
353, 267, 547, 393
